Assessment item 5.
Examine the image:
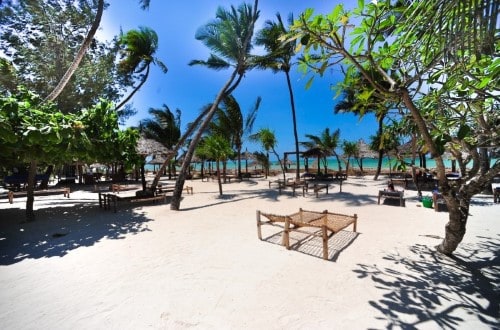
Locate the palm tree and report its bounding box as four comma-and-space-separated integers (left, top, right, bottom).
115, 26, 168, 111
197, 135, 234, 196
301, 128, 341, 175
250, 128, 285, 181
209, 95, 260, 180
254, 13, 301, 181
334, 71, 395, 180
341, 140, 359, 177
170, 2, 260, 210
141, 105, 181, 178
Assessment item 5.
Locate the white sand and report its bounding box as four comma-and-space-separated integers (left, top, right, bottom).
0, 175, 498, 329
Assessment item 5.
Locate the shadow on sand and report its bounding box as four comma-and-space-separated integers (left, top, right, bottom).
353, 236, 500, 328
0, 199, 153, 266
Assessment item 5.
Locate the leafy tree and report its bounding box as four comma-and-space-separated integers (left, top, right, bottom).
115, 26, 168, 110
170, 1, 260, 210
0, 88, 137, 221
250, 128, 285, 181
288, 1, 499, 254
254, 13, 302, 181
209, 95, 260, 180
0, 0, 117, 110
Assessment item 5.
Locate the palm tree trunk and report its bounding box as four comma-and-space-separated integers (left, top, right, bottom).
115, 65, 150, 111
149, 105, 211, 191
373, 117, 385, 180
44, 0, 104, 102
216, 160, 223, 195
285, 71, 301, 181
170, 70, 240, 210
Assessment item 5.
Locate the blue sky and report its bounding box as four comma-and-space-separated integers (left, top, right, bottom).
98, 0, 378, 157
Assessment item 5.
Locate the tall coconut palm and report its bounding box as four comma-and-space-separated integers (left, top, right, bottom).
170, 2, 260, 210
209, 95, 260, 180
115, 26, 167, 111
254, 13, 301, 181
141, 105, 181, 178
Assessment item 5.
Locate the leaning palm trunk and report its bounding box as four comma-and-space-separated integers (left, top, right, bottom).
44, 0, 104, 102
149, 106, 211, 192
170, 70, 240, 210
115, 66, 150, 111
170, 1, 259, 210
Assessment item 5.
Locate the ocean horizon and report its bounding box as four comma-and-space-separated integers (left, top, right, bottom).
147, 156, 496, 173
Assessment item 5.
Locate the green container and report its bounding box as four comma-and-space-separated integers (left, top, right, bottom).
422, 197, 433, 208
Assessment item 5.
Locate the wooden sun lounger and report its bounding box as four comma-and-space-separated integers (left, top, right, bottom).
256, 208, 357, 260
2, 187, 70, 204
98, 191, 167, 212
378, 190, 405, 207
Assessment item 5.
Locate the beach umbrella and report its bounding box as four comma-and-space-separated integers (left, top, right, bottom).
136, 136, 173, 190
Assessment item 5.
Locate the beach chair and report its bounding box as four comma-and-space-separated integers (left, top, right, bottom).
378, 189, 405, 207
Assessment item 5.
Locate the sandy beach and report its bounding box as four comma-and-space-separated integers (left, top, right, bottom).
0, 175, 498, 329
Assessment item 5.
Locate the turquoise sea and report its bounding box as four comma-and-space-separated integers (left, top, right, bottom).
148, 156, 496, 172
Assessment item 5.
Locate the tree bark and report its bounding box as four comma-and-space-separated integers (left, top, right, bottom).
26, 159, 37, 221
437, 194, 469, 254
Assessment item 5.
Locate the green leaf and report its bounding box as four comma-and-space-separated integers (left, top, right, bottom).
358, 0, 364, 12
305, 76, 314, 90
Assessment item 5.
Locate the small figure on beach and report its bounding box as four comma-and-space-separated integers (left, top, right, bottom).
387, 182, 395, 191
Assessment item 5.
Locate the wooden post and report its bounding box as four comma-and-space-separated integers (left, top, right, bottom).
322, 225, 328, 260
8, 191, 13, 204
283, 217, 290, 249
256, 210, 262, 240
353, 214, 358, 232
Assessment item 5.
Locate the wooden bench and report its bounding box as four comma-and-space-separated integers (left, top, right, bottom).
279, 180, 305, 197
302, 182, 329, 198
378, 190, 405, 207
